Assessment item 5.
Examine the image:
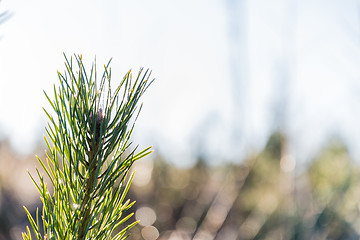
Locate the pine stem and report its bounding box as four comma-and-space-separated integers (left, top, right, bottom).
78, 147, 98, 239
78, 110, 102, 239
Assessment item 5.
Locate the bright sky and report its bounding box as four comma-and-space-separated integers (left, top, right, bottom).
1, 0, 360, 167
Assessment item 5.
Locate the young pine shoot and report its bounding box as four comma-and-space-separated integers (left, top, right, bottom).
22, 54, 153, 240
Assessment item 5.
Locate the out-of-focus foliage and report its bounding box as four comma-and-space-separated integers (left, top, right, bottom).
0, 132, 360, 239
0, 0, 11, 26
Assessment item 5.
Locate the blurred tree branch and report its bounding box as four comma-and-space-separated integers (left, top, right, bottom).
0, 0, 11, 25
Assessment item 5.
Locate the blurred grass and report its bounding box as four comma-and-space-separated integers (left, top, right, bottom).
0, 132, 360, 239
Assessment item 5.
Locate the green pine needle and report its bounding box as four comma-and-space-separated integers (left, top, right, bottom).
23, 54, 153, 240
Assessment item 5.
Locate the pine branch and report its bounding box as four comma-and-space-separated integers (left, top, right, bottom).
23, 54, 153, 239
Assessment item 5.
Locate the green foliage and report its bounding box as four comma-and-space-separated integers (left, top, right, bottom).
308, 140, 353, 201
22, 54, 153, 240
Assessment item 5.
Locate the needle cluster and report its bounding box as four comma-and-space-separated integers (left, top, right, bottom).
22, 54, 153, 240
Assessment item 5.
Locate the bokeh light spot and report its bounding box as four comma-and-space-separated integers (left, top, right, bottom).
141, 226, 159, 240
280, 154, 296, 172
133, 161, 153, 187
136, 206, 157, 226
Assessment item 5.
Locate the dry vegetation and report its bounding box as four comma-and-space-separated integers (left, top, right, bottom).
0, 132, 360, 240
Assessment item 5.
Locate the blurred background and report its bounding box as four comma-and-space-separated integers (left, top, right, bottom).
1, 0, 360, 239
